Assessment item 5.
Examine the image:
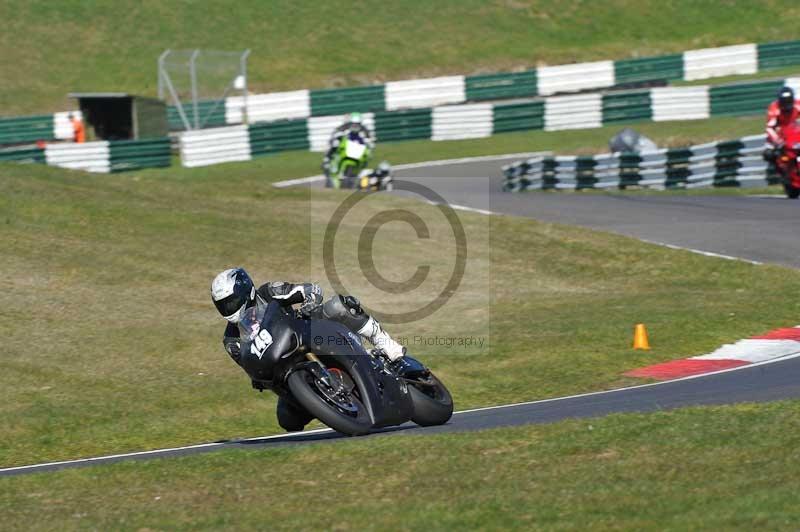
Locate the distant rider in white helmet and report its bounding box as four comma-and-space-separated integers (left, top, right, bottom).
210, 268, 409, 431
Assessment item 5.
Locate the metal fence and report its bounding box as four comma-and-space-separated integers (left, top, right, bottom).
502, 135, 778, 191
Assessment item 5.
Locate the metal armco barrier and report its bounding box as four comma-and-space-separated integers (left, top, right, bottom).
502, 135, 779, 191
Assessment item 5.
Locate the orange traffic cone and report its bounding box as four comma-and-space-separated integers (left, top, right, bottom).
633, 323, 650, 350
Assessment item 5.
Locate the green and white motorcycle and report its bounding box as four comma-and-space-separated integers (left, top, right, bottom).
325, 130, 372, 189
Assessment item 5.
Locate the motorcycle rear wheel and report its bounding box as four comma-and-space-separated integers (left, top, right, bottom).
287, 368, 372, 436
406, 372, 453, 426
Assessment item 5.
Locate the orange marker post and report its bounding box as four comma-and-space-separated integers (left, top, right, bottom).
633, 323, 650, 350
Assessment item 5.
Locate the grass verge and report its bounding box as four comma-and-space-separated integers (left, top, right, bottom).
1, 400, 799, 530
1, 115, 796, 467
2, 1, 800, 113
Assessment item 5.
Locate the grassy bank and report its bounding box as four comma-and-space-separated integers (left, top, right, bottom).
2, 1, 800, 113
2, 401, 799, 530
2, 113, 800, 467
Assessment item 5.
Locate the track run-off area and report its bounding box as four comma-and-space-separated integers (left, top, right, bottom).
6, 153, 800, 477
4, 352, 800, 477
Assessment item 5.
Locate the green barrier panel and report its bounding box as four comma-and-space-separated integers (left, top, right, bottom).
757, 40, 800, 70
715, 140, 745, 158
666, 147, 692, 164
0, 114, 55, 145
374, 108, 432, 142
0, 146, 45, 163
310, 85, 385, 116
542, 159, 558, 190
613, 54, 683, 85
713, 139, 746, 188
602, 90, 652, 124
709, 79, 783, 116
492, 101, 545, 133
713, 168, 743, 187
167, 100, 227, 131
618, 153, 642, 187
572, 156, 598, 190
249, 119, 310, 156
767, 162, 780, 185
110, 157, 173, 172
109, 138, 171, 172
465, 70, 538, 101
507, 134, 774, 192
664, 149, 692, 188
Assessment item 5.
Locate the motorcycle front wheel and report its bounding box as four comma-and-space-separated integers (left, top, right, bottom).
405, 371, 454, 427
287, 367, 372, 436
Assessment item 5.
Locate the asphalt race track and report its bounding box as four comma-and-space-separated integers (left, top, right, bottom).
5, 155, 800, 477
4, 354, 800, 477
393, 155, 800, 268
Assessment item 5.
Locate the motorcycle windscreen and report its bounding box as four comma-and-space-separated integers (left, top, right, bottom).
239, 300, 273, 380
238, 304, 265, 342
344, 140, 367, 160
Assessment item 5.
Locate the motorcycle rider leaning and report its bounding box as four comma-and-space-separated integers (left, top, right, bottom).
322, 112, 375, 173
765, 86, 800, 159
211, 267, 408, 431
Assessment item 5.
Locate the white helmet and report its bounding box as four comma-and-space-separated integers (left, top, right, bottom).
211, 268, 256, 323
347, 112, 363, 125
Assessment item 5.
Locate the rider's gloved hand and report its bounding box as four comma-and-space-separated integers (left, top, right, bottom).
299, 285, 323, 316
224, 339, 242, 364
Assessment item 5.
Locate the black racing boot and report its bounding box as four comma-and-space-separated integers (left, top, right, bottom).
388, 355, 429, 379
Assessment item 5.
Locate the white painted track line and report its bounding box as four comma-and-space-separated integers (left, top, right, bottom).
4, 350, 800, 476
0, 428, 334, 475
271, 152, 548, 188
641, 239, 764, 265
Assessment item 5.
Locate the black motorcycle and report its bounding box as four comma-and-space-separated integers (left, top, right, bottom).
238, 299, 453, 436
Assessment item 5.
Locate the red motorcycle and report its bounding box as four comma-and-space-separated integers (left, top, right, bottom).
775, 121, 800, 199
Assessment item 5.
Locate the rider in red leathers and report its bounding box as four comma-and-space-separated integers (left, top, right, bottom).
765, 87, 800, 198
766, 86, 800, 149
